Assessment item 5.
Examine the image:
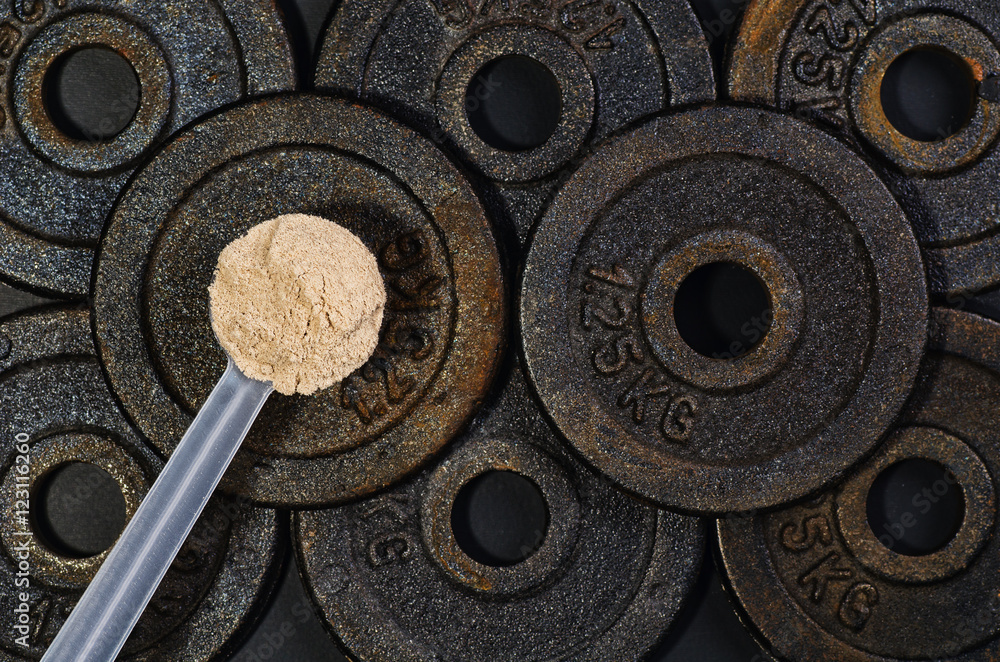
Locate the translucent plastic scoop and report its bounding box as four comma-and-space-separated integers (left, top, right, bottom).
40, 358, 273, 662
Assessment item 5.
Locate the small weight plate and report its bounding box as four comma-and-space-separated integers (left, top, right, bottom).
520, 105, 928, 514
93, 94, 506, 507
0, 0, 295, 298
729, 0, 1000, 297
294, 362, 705, 661
0, 306, 283, 659
717, 308, 1000, 662
314, 0, 715, 240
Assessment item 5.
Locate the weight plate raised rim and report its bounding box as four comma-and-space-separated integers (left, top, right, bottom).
93, 93, 506, 507
717, 308, 1000, 662
313, 0, 716, 242
315, 0, 715, 107
0, 306, 284, 659
520, 104, 928, 514
293, 364, 706, 662
727, 0, 1000, 297
0, 0, 295, 299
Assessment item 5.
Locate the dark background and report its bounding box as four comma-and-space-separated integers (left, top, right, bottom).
7, 0, 1000, 659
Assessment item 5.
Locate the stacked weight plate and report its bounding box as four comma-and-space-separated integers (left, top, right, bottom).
0, 0, 296, 658
1, 0, 998, 660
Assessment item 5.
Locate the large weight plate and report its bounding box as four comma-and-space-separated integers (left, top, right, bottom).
0, 0, 295, 298
295, 362, 705, 662
314, 0, 715, 241
520, 105, 928, 513
0, 306, 282, 659
93, 94, 505, 507
729, 0, 1000, 296
718, 308, 1000, 661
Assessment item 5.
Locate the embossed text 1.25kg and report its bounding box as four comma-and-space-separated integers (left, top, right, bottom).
520, 105, 928, 513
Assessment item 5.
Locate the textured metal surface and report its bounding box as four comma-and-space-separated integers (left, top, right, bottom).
717, 307, 1000, 662
0, 306, 283, 660
520, 105, 928, 514
294, 360, 705, 662
314, 0, 715, 241
728, 0, 1000, 297
0, 0, 295, 298
93, 94, 506, 507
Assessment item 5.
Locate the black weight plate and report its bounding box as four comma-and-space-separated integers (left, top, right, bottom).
729, 0, 1000, 297
93, 94, 506, 507
314, 0, 715, 241
0, 0, 295, 298
718, 308, 1000, 661
520, 105, 928, 514
0, 305, 283, 660
295, 361, 705, 662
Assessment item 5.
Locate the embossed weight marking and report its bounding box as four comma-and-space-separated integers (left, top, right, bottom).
295, 364, 705, 662
0, 0, 294, 298
718, 308, 1000, 662
520, 106, 928, 513
94, 95, 505, 507
729, 0, 1000, 296
314, 0, 714, 241
0, 307, 282, 660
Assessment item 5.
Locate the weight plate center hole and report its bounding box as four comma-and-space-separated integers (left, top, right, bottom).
451, 470, 549, 567
673, 261, 772, 359
880, 47, 976, 142
465, 55, 562, 152
44, 46, 141, 142
866, 458, 965, 556
31, 462, 128, 558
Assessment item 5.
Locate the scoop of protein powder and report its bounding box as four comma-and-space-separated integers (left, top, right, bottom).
209, 213, 386, 395
42, 214, 386, 662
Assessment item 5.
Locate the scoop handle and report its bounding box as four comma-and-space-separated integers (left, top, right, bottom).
41, 359, 273, 662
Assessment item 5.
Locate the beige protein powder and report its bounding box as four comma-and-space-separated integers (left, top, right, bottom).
209, 213, 386, 396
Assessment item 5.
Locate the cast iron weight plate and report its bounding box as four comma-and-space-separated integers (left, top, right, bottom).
729, 0, 1000, 297
520, 105, 928, 514
294, 361, 705, 662
0, 0, 295, 299
93, 94, 506, 507
0, 306, 283, 660
313, 0, 715, 242
717, 308, 1000, 662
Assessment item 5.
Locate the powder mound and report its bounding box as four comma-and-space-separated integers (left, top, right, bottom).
209, 213, 386, 395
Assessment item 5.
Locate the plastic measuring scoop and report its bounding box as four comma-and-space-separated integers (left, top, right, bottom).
40, 358, 273, 662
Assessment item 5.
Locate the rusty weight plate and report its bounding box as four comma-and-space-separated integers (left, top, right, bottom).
520, 105, 928, 514
93, 94, 505, 507
0, 306, 283, 659
729, 0, 1000, 297
294, 361, 704, 662
314, 0, 715, 241
717, 308, 1000, 662
0, 0, 295, 298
